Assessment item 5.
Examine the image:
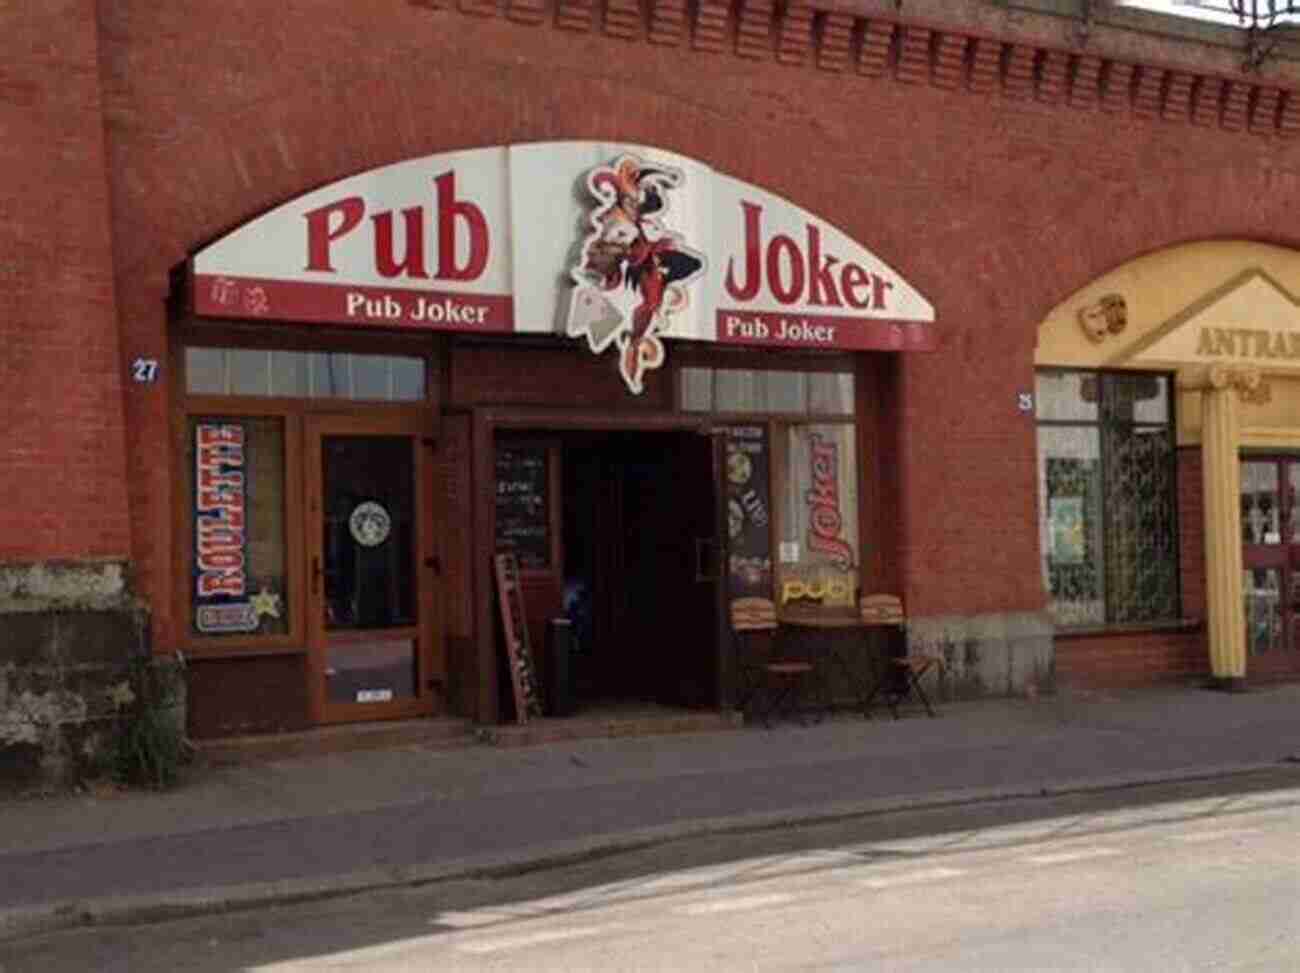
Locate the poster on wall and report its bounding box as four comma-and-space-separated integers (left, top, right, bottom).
1048, 496, 1086, 564
192, 421, 260, 634
723, 426, 772, 604
777, 425, 859, 612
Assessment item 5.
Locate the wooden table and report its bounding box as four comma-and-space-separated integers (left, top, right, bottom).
777, 612, 904, 718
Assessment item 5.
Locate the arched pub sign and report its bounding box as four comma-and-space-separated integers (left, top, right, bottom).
193, 141, 936, 394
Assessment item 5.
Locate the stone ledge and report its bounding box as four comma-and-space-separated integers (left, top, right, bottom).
906, 611, 1056, 700
0, 560, 141, 615
0, 560, 160, 788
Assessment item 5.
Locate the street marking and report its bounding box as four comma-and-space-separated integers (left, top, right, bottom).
436, 909, 517, 928
680, 893, 796, 915
455, 925, 616, 954
857, 867, 965, 889
637, 864, 754, 892
1170, 828, 1261, 844
1024, 848, 1121, 865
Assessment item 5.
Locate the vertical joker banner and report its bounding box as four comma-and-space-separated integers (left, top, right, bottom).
778, 425, 859, 610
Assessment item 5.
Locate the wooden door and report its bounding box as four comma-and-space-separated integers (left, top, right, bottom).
1240, 455, 1300, 680
305, 414, 441, 723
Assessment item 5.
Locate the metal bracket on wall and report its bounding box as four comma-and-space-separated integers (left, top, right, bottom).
1229, 1, 1299, 72
1244, 30, 1275, 70
1075, 0, 1094, 46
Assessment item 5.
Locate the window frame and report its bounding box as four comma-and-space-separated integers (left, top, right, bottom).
171, 327, 439, 659
671, 350, 872, 617
1035, 367, 1182, 629
674, 345, 858, 419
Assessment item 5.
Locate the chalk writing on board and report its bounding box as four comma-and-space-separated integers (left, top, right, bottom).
495, 446, 550, 570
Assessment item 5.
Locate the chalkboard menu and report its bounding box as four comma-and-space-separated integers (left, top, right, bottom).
495, 444, 550, 570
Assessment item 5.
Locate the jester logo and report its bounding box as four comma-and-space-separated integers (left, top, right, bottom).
567, 155, 706, 394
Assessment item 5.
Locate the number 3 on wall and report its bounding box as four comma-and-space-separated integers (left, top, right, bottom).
131, 357, 161, 384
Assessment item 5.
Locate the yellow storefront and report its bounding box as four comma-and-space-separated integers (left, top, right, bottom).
1038, 242, 1300, 688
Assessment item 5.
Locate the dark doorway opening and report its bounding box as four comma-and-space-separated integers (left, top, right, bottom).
559, 430, 721, 711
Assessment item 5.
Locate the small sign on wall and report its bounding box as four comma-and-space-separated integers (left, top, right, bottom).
131, 357, 161, 383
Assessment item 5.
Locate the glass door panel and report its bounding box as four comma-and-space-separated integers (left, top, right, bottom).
1244, 568, 1282, 656
1290, 463, 1300, 543
1241, 461, 1280, 546
326, 637, 416, 705
322, 435, 416, 705
322, 436, 415, 630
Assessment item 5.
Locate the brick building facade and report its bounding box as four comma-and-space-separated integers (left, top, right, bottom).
4, 0, 1300, 775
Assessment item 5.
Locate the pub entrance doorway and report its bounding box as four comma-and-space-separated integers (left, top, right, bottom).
1240, 454, 1300, 680
489, 417, 728, 721
562, 430, 721, 709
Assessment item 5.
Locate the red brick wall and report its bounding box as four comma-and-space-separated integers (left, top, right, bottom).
0, 1, 130, 561
80, 2, 1300, 649
1056, 628, 1208, 689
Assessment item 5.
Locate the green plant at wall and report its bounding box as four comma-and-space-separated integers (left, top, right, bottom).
112, 653, 190, 790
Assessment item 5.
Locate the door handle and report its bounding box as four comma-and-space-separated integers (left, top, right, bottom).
695, 538, 718, 583
312, 555, 322, 596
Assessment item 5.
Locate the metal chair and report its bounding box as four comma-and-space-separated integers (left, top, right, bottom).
731, 597, 819, 728
860, 594, 943, 718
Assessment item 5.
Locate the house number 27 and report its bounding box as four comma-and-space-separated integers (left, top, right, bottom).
131, 358, 161, 384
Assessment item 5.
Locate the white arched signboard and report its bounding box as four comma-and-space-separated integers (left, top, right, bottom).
193, 141, 935, 393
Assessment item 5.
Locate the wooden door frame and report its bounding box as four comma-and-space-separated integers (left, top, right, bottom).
471, 408, 728, 724
305, 412, 442, 724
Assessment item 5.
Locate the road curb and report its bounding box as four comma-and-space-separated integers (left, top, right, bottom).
3, 759, 1296, 944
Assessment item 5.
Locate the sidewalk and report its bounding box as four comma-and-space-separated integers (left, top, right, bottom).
3, 682, 1300, 941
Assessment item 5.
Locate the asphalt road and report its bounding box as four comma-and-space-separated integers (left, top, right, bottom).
2, 721, 1241, 910
5, 771, 1299, 971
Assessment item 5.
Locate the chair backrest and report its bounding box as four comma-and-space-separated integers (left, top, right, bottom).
860, 593, 905, 626
731, 596, 778, 632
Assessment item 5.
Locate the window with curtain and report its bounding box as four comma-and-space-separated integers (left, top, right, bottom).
686, 364, 859, 618
679, 367, 854, 416
1036, 370, 1179, 626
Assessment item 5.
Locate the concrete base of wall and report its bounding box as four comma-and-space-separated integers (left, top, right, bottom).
0, 560, 163, 789
906, 611, 1056, 701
